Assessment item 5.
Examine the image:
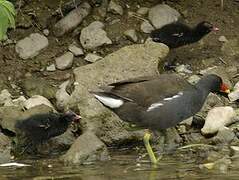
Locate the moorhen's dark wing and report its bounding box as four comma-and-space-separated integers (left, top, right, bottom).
109, 74, 194, 107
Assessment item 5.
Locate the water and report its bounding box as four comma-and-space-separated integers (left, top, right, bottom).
0, 151, 239, 180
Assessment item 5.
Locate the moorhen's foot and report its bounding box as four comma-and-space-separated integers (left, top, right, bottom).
163, 62, 177, 71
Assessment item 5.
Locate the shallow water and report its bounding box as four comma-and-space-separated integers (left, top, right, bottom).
0, 151, 239, 180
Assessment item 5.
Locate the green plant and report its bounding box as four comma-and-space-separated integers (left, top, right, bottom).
0, 0, 16, 41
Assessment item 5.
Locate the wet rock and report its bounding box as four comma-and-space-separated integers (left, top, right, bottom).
53, 2, 91, 37
84, 53, 102, 63
148, 4, 180, 29
0, 134, 11, 163
61, 131, 109, 164
137, 7, 149, 15
55, 52, 74, 70
15, 33, 49, 59
108, 0, 123, 15
201, 106, 236, 135
80, 21, 112, 50
200, 66, 232, 88
68, 44, 84, 56
140, 21, 154, 33
0, 89, 12, 106
218, 36, 228, 42
46, 64, 56, 72
69, 41, 168, 144
124, 29, 138, 42
56, 81, 71, 111
200, 156, 231, 173
211, 127, 235, 144
221, 39, 239, 56
21, 77, 57, 100
23, 95, 55, 110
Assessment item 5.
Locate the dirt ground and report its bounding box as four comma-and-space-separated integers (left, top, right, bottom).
0, 0, 239, 96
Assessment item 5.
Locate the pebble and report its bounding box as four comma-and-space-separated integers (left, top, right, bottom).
136, 7, 149, 15
218, 36, 228, 42
68, 44, 84, 56
55, 52, 74, 70
46, 64, 56, 72
108, 0, 124, 15
124, 29, 138, 42
84, 53, 102, 63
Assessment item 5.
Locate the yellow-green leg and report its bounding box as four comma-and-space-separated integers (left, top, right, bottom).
143, 130, 159, 164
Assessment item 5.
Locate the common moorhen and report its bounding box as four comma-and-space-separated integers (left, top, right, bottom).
92, 74, 229, 164
150, 21, 219, 48
13, 111, 80, 154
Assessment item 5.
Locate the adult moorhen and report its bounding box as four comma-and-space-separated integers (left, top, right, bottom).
92, 74, 229, 164
150, 21, 219, 48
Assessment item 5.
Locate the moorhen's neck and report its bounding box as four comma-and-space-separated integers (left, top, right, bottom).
191, 25, 210, 42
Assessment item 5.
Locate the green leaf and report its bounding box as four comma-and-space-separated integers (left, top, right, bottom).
0, 0, 15, 40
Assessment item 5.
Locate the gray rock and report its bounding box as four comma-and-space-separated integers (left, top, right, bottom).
55, 52, 74, 70
137, 7, 149, 15
4, 96, 26, 107
80, 21, 112, 50
84, 53, 102, 63
124, 29, 138, 42
15, 33, 48, 59
212, 127, 235, 144
201, 106, 236, 135
148, 4, 180, 29
140, 21, 154, 33
56, 81, 71, 111
108, 0, 123, 15
43, 29, 49, 36
218, 36, 228, 42
68, 44, 84, 56
21, 77, 57, 100
46, 64, 56, 72
61, 131, 110, 164
0, 89, 12, 106
221, 39, 239, 56
53, 2, 91, 37
0, 134, 11, 163
228, 82, 239, 101
23, 95, 55, 110
175, 64, 192, 74
0, 105, 53, 133
67, 41, 168, 145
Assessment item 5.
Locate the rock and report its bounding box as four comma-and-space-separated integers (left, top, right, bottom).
201, 106, 236, 135
15, 33, 49, 59
55, 81, 71, 111
124, 29, 138, 42
23, 95, 55, 110
46, 64, 56, 72
148, 4, 180, 29
53, 2, 91, 37
212, 127, 235, 144
0, 89, 12, 106
0, 134, 11, 163
80, 21, 112, 50
218, 36, 228, 42
68, 44, 84, 56
200, 66, 232, 88
43, 29, 49, 36
136, 7, 149, 15
221, 39, 239, 56
228, 81, 239, 102
140, 21, 154, 33
55, 52, 74, 70
21, 77, 57, 100
67, 41, 168, 145
84, 53, 102, 63
4, 96, 27, 107
108, 0, 123, 15
175, 64, 192, 74
187, 75, 201, 85
61, 131, 109, 164
0, 105, 53, 133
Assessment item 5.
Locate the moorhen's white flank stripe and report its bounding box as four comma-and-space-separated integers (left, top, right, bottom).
93, 94, 124, 108
147, 102, 164, 112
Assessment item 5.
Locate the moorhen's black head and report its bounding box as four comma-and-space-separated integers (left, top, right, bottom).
195, 21, 219, 35
61, 111, 81, 123
196, 74, 229, 94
